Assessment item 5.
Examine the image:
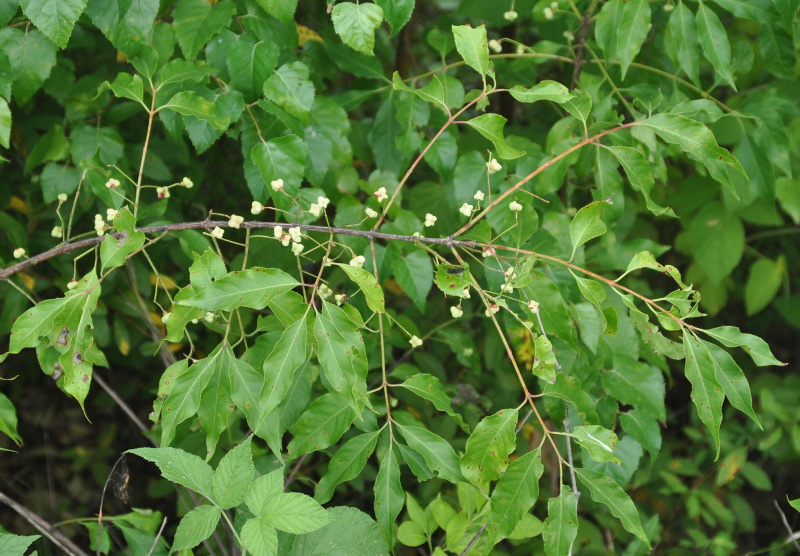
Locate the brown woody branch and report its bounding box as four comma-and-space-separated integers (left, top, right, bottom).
1, 221, 478, 281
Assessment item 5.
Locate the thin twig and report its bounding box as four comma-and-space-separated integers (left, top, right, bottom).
0, 490, 90, 556
459, 522, 489, 556
773, 500, 800, 552
1, 221, 477, 281
93, 373, 150, 435
284, 453, 310, 489
571, 10, 591, 89
147, 517, 168, 556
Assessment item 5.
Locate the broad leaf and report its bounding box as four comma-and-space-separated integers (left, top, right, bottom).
375, 0, 414, 37
331, 1, 384, 55
542, 374, 598, 424
452, 24, 490, 80
398, 424, 465, 483
398, 373, 469, 432
264, 62, 315, 123
570, 201, 609, 260
460, 408, 518, 486
213, 436, 254, 509
20, 0, 87, 48
286, 393, 357, 458
177, 267, 299, 312
744, 257, 784, 316
315, 431, 380, 503
250, 134, 308, 203
508, 81, 574, 104
282, 506, 390, 555
227, 37, 279, 102
689, 202, 744, 284
464, 113, 524, 160
261, 493, 332, 534
391, 251, 433, 311
683, 331, 724, 459
172, 505, 222, 552
172, 0, 236, 61
127, 447, 214, 499
602, 355, 666, 421
619, 409, 662, 458
573, 425, 620, 463
0, 393, 22, 446
542, 486, 578, 556
696, 1, 736, 90
100, 207, 145, 271
161, 91, 230, 129
340, 264, 385, 313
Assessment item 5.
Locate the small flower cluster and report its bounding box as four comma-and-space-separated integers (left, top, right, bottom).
374, 187, 389, 203
509, 201, 523, 212
350, 255, 366, 268
459, 203, 473, 217
308, 196, 330, 218
273, 225, 304, 255
409, 335, 423, 348
424, 213, 437, 227
12, 247, 26, 259
487, 157, 502, 174
228, 214, 244, 229
94, 214, 106, 236
365, 207, 378, 219
271, 178, 284, 192
500, 266, 516, 294
543, 1, 559, 20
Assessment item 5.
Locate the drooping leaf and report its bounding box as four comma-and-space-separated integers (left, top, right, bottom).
331, 1, 384, 55
375, 0, 414, 37
250, 134, 309, 203
695, 1, 736, 90
464, 114, 524, 160
172, 505, 222, 552
460, 408, 518, 486
286, 392, 357, 458
452, 24, 490, 80
605, 146, 676, 217
542, 486, 578, 556
127, 447, 214, 499
100, 72, 146, 108
20, 0, 88, 48
177, 267, 299, 312
340, 264, 385, 313
315, 431, 380, 503
702, 341, 760, 427
744, 257, 784, 316
374, 443, 403, 548
666, 1, 701, 86
575, 468, 651, 548
700, 325, 785, 367
617, 251, 689, 289
0, 393, 22, 446
398, 424, 465, 483
397, 373, 469, 432
314, 302, 366, 413
570, 201, 609, 260
1, 28, 58, 105
602, 355, 666, 421
619, 409, 662, 458
683, 330, 724, 459
172, 0, 236, 61
595, 0, 651, 79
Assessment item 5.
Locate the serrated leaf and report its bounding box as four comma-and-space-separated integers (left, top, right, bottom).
700, 325, 785, 367
461, 409, 519, 486
484, 448, 543, 551
575, 468, 650, 547
702, 341, 760, 427
2, 28, 58, 105
177, 267, 299, 312
213, 436, 254, 509
542, 374, 598, 424
250, 134, 308, 203
0, 99, 10, 149
264, 61, 315, 123
508, 81, 574, 104
256, 0, 298, 23
464, 113, 524, 160
595, 0, 651, 79
161, 91, 229, 129
640, 114, 745, 196
262, 493, 332, 534
573, 425, 620, 463
282, 506, 390, 556
619, 409, 661, 458
20, 0, 87, 48
375, 444, 403, 548
101, 72, 145, 108
340, 264, 385, 313
452, 24, 490, 80
570, 201, 609, 260
696, 1, 736, 90
393, 72, 448, 113
375, 0, 414, 37
100, 208, 145, 271
666, 1, 701, 86
227, 37, 279, 102
287, 393, 357, 458
683, 330, 724, 459
315, 431, 379, 503
246, 469, 285, 517
331, 1, 384, 55
398, 373, 469, 432
172, 0, 236, 61
172, 505, 222, 552
391, 251, 432, 311
602, 356, 666, 421
241, 517, 278, 556
542, 486, 578, 556
398, 425, 465, 483
0, 532, 40, 554
127, 447, 214, 499
605, 146, 676, 217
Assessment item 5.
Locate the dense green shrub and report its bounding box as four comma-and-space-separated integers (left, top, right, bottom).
0, 0, 798, 554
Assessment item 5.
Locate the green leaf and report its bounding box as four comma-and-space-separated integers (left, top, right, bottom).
398, 424, 465, 483
485, 448, 543, 550
464, 114, 524, 160
157, 59, 213, 88
452, 24, 490, 80
744, 257, 784, 316
177, 267, 299, 312
331, 1, 384, 55
241, 518, 278, 556
460, 408, 518, 486
508, 81, 574, 104
287, 392, 357, 458
213, 436, 254, 509
375, 0, 413, 37
619, 409, 661, 458
314, 302, 366, 413
391, 251, 432, 311
683, 330, 724, 459
246, 469, 285, 516
617, 251, 689, 289
398, 443, 435, 482
262, 493, 332, 534
83, 0, 158, 57
521, 271, 577, 348
696, 1, 736, 90
0, 393, 22, 446
315, 431, 379, 503
602, 355, 666, 421
172, 505, 222, 552
127, 447, 214, 499
375, 444, 403, 548
20, 0, 87, 48
595, 0, 651, 79
283, 506, 390, 555
575, 468, 650, 547
250, 134, 308, 203
255, 317, 309, 432
255, 0, 299, 23
340, 264, 385, 313
263, 61, 315, 123
172, 0, 235, 61
562, 91, 592, 125
227, 37, 279, 102
434, 263, 472, 298
542, 374, 598, 424
630, 310, 685, 360
573, 425, 620, 463
0, 532, 41, 554
398, 373, 469, 432
532, 334, 557, 383
397, 521, 427, 547
570, 200, 609, 260
392, 72, 449, 113
702, 341, 760, 427
700, 325, 785, 367
640, 114, 745, 195
689, 202, 744, 284
166, 249, 226, 342
0, 99, 10, 149
605, 146, 676, 217
542, 486, 578, 556
100, 72, 146, 108
1, 28, 58, 105
161, 91, 229, 129
100, 208, 145, 271
666, 1, 701, 86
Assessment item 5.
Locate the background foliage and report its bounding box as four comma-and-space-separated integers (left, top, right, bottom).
0, 0, 798, 554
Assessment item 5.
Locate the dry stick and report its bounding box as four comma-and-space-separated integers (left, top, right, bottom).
571, 9, 591, 89
773, 500, 800, 552
0, 490, 90, 556
147, 517, 168, 556
284, 453, 310, 490
0, 221, 478, 281
93, 373, 150, 435
97, 453, 128, 556
459, 522, 490, 556
133, 94, 157, 218
452, 122, 637, 239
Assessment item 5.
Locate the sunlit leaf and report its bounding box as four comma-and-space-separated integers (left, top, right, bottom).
460, 408, 518, 486
683, 330, 724, 459
542, 486, 578, 556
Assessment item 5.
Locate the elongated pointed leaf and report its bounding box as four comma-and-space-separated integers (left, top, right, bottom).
127, 447, 214, 498
177, 267, 299, 312
375, 444, 403, 547
602, 355, 666, 421
398, 424, 465, 483
485, 448, 543, 550
619, 409, 661, 458
172, 505, 222, 552
161, 91, 230, 129
315, 431, 380, 503
452, 24, 490, 79
595, 0, 651, 79
570, 201, 609, 260
542, 374, 598, 424
575, 468, 650, 547
213, 436, 254, 509
542, 486, 578, 556
683, 331, 724, 459
314, 306, 363, 412
573, 425, 620, 463
331, 1, 384, 55
100, 208, 145, 271
702, 341, 760, 427
509, 81, 574, 104
460, 409, 518, 486
667, 1, 701, 86
287, 393, 357, 458
696, 1, 736, 90
605, 146, 676, 217
250, 134, 308, 201
700, 326, 785, 367
340, 264, 385, 313
464, 114, 524, 160
398, 373, 469, 432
